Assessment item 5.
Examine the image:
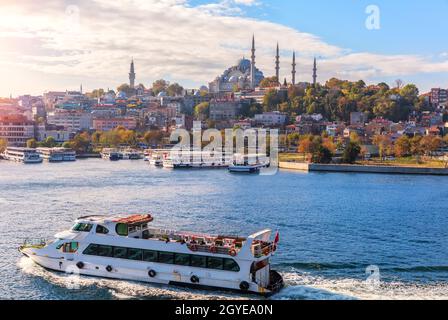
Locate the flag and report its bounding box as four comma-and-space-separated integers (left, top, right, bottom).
274, 231, 280, 245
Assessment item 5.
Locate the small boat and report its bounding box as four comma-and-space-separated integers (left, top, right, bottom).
101, 148, 120, 161
19, 214, 283, 296
2, 147, 43, 164
228, 154, 269, 174
149, 154, 164, 167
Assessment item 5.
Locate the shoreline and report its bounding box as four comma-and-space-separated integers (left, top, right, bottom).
279, 162, 448, 176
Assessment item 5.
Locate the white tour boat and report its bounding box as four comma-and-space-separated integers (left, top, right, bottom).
149, 154, 164, 167
2, 147, 43, 164
228, 154, 269, 173
19, 214, 283, 296
101, 148, 121, 161
37, 147, 76, 162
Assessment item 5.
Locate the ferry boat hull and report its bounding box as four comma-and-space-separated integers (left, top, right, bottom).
18, 214, 284, 296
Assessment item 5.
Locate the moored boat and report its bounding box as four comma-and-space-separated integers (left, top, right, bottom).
19, 214, 283, 296
37, 147, 76, 162
101, 148, 120, 161
2, 147, 43, 164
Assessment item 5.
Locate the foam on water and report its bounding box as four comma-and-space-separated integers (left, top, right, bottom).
18, 258, 448, 300
276, 268, 448, 300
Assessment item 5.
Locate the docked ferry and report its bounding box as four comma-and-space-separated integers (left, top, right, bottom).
228, 154, 269, 173
101, 148, 121, 161
19, 214, 283, 296
37, 147, 76, 162
2, 147, 43, 164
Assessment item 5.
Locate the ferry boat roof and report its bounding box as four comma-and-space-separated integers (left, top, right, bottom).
72, 214, 274, 243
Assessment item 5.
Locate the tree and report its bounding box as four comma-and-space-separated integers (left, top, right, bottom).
259, 76, 279, 88
342, 141, 361, 164
152, 79, 169, 95
0, 138, 7, 152
167, 83, 184, 97
41, 136, 57, 148
116, 84, 134, 97
263, 89, 281, 112
70, 132, 91, 154
194, 102, 210, 120
313, 145, 333, 164
394, 135, 411, 157
420, 136, 442, 156
26, 138, 37, 148
144, 130, 164, 147
373, 135, 392, 160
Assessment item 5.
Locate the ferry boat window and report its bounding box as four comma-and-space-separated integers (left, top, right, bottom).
72, 223, 93, 232
116, 223, 128, 236
223, 259, 240, 272
96, 225, 109, 234
113, 247, 127, 259
190, 255, 207, 268
143, 250, 158, 262
174, 253, 190, 266
62, 242, 79, 253
127, 248, 143, 261
158, 252, 174, 264
207, 257, 224, 270
83, 244, 99, 255
97, 245, 113, 257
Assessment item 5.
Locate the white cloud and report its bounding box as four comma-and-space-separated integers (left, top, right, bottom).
0, 0, 447, 95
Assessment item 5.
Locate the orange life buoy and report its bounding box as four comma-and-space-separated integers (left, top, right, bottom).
229, 248, 237, 257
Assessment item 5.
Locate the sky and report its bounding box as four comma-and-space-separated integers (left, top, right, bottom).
0, 0, 448, 97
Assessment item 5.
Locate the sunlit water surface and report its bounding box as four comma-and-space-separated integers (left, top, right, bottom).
1, 159, 447, 300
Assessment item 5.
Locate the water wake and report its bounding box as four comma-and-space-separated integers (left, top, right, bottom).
276, 268, 448, 300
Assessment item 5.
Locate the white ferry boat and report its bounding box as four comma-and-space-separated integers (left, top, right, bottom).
119, 149, 142, 160
228, 154, 269, 173
101, 148, 120, 161
19, 214, 283, 296
37, 148, 76, 162
149, 154, 164, 167
2, 147, 43, 164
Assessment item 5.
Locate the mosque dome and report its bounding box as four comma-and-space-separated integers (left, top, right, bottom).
117, 91, 127, 99
236, 58, 251, 71
229, 75, 240, 83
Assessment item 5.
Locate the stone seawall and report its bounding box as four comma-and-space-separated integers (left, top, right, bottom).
279, 162, 448, 175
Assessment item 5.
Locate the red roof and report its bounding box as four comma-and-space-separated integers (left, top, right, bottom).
114, 214, 153, 224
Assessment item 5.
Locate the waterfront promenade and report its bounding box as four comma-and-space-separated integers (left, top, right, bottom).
279, 162, 448, 175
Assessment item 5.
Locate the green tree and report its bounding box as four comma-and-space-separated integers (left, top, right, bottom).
152, 79, 169, 95
313, 145, 333, 164
167, 83, 184, 97
263, 89, 281, 112
342, 141, 361, 164
42, 136, 57, 148
116, 83, 134, 97
194, 102, 210, 120
259, 76, 279, 88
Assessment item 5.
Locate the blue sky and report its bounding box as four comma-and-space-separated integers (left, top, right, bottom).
192, 0, 448, 55
0, 0, 447, 96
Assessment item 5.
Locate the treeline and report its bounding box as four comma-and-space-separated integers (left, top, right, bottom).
25, 127, 168, 154
285, 132, 448, 164
260, 78, 434, 123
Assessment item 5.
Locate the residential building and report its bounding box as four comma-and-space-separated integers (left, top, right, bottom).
430, 88, 448, 108
254, 111, 287, 127
47, 110, 93, 131
350, 112, 367, 125
0, 115, 35, 146
209, 99, 242, 121
93, 117, 137, 131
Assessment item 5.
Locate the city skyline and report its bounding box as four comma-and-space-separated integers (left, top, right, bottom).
1, 0, 448, 96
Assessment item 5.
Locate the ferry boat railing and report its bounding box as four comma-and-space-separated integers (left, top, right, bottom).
19, 238, 51, 250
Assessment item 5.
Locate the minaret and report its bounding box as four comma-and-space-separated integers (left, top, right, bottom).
291, 51, 296, 85
80, 84, 83, 94
129, 59, 136, 89
250, 35, 256, 89
312, 57, 317, 88
275, 43, 280, 84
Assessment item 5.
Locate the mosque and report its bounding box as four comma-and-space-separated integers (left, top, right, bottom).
208, 36, 317, 94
